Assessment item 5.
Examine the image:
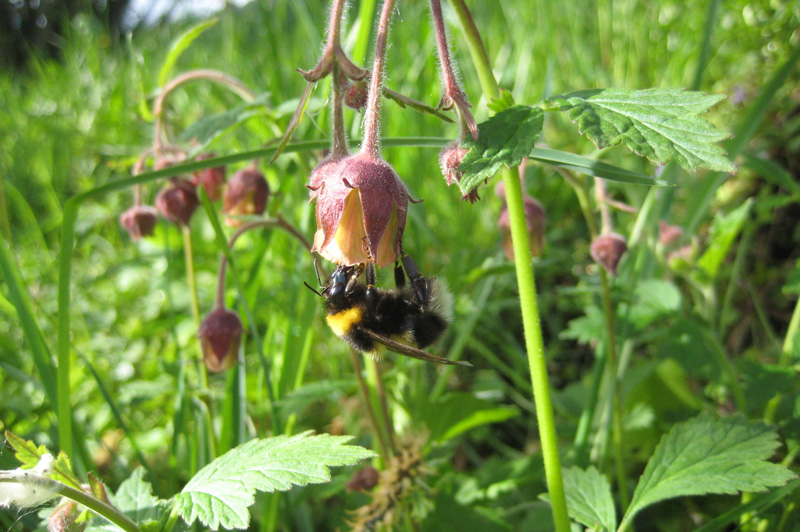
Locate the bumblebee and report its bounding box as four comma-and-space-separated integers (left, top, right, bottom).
307, 256, 471, 367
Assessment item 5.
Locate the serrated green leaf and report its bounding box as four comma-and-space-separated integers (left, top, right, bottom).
620, 413, 796, 530
115, 469, 162, 524
696, 199, 752, 280
158, 19, 218, 87
177, 93, 271, 150
4, 432, 81, 489
548, 88, 735, 173
528, 148, 672, 186
561, 306, 605, 345
629, 279, 682, 328
5, 431, 49, 469
488, 89, 515, 113
174, 432, 375, 530
458, 105, 544, 194
560, 467, 616, 532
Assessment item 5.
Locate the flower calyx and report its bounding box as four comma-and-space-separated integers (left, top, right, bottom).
156, 177, 199, 226
312, 151, 409, 267
590, 233, 628, 276
120, 205, 159, 240
199, 307, 243, 373
223, 167, 269, 226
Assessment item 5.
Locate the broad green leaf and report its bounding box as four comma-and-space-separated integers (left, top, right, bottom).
629, 279, 682, 328
177, 93, 271, 151
620, 413, 796, 530
561, 306, 605, 345
560, 467, 616, 532
528, 148, 672, 186
548, 88, 735, 173
696, 199, 752, 280
158, 19, 218, 86
458, 105, 544, 194
174, 432, 375, 530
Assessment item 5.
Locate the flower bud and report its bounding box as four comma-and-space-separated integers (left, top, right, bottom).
498, 195, 545, 260
155, 178, 199, 226
439, 142, 478, 203
199, 308, 243, 373
223, 168, 269, 226
311, 151, 408, 267
590, 233, 628, 276
119, 205, 159, 240
346, 466, 379, 492
192, 153, 226, 202
345, 79, 369, 110
48, 499, 84, 532
658, 220, 683, 247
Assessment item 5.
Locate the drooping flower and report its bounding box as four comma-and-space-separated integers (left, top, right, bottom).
119, 205, 159, 240
590, 233, 628, 275
192, 152, 227, 202
498, 195, 546, 260
155, 178, 199, 226
223, 168, 269, 226
311, 151, 409, 267
199, 308, 243, 372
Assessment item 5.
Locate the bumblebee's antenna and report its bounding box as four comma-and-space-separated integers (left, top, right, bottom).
304, 281, 323, 297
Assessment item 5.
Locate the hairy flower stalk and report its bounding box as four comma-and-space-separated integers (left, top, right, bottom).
204, 218, 311, 372
429, 0, 477, 141
312, 0, 409, 267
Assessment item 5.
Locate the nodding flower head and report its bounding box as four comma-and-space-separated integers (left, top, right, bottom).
199, 308, 243, 373
311, 151, 409, 267
120, 205, 159, 240
498, 195, 546, 260
192, 153, 227, 202
223, 168, 269, 226
439, 142, 478, 203
156, 178, 199, 226
590, 233, 628, 276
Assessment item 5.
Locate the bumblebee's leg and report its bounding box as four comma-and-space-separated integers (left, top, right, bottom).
364, 262, 379, 312
401, 254, 428, 307
344, 265, 362, 295
394, 261, 406, 289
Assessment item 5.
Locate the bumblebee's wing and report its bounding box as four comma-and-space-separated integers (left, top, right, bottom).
364, 329, 472, 367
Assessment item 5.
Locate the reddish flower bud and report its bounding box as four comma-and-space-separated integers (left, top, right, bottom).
590, 233, 628, 276
223, 168, 269, 227
346, 466, 379, 492
658, 220, 683, 247
439, 142, 478, 203
345, 79, 369, 110
199, 308, 243, 373
498, 195, 546, 260
155, 178, 199, 226
311, 152, 408, 267
119, 205, 159, 240
192, 153, 226, 202
48, 499, 84, 532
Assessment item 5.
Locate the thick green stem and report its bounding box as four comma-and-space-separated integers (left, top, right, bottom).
0, 473, 140, 532
449, 2, 570, 530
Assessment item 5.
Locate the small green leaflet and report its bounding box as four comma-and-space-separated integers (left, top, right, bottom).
619, 413, 796, 530
559, 467, 616, 532
4, 431, 82, 489
85, 468, 165, 532
174, 432, 375, 531
696, 199, 752, 281
548, 88, 736, 173
457, 105, 544, 195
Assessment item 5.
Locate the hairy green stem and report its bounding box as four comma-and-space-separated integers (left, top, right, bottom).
182, 226, 209, 392
350, 350, 391, 460
0, 473, 140, 532
448, 2, 570, 530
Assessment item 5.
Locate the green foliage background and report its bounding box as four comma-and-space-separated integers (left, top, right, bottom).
1, 1, 799, 531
